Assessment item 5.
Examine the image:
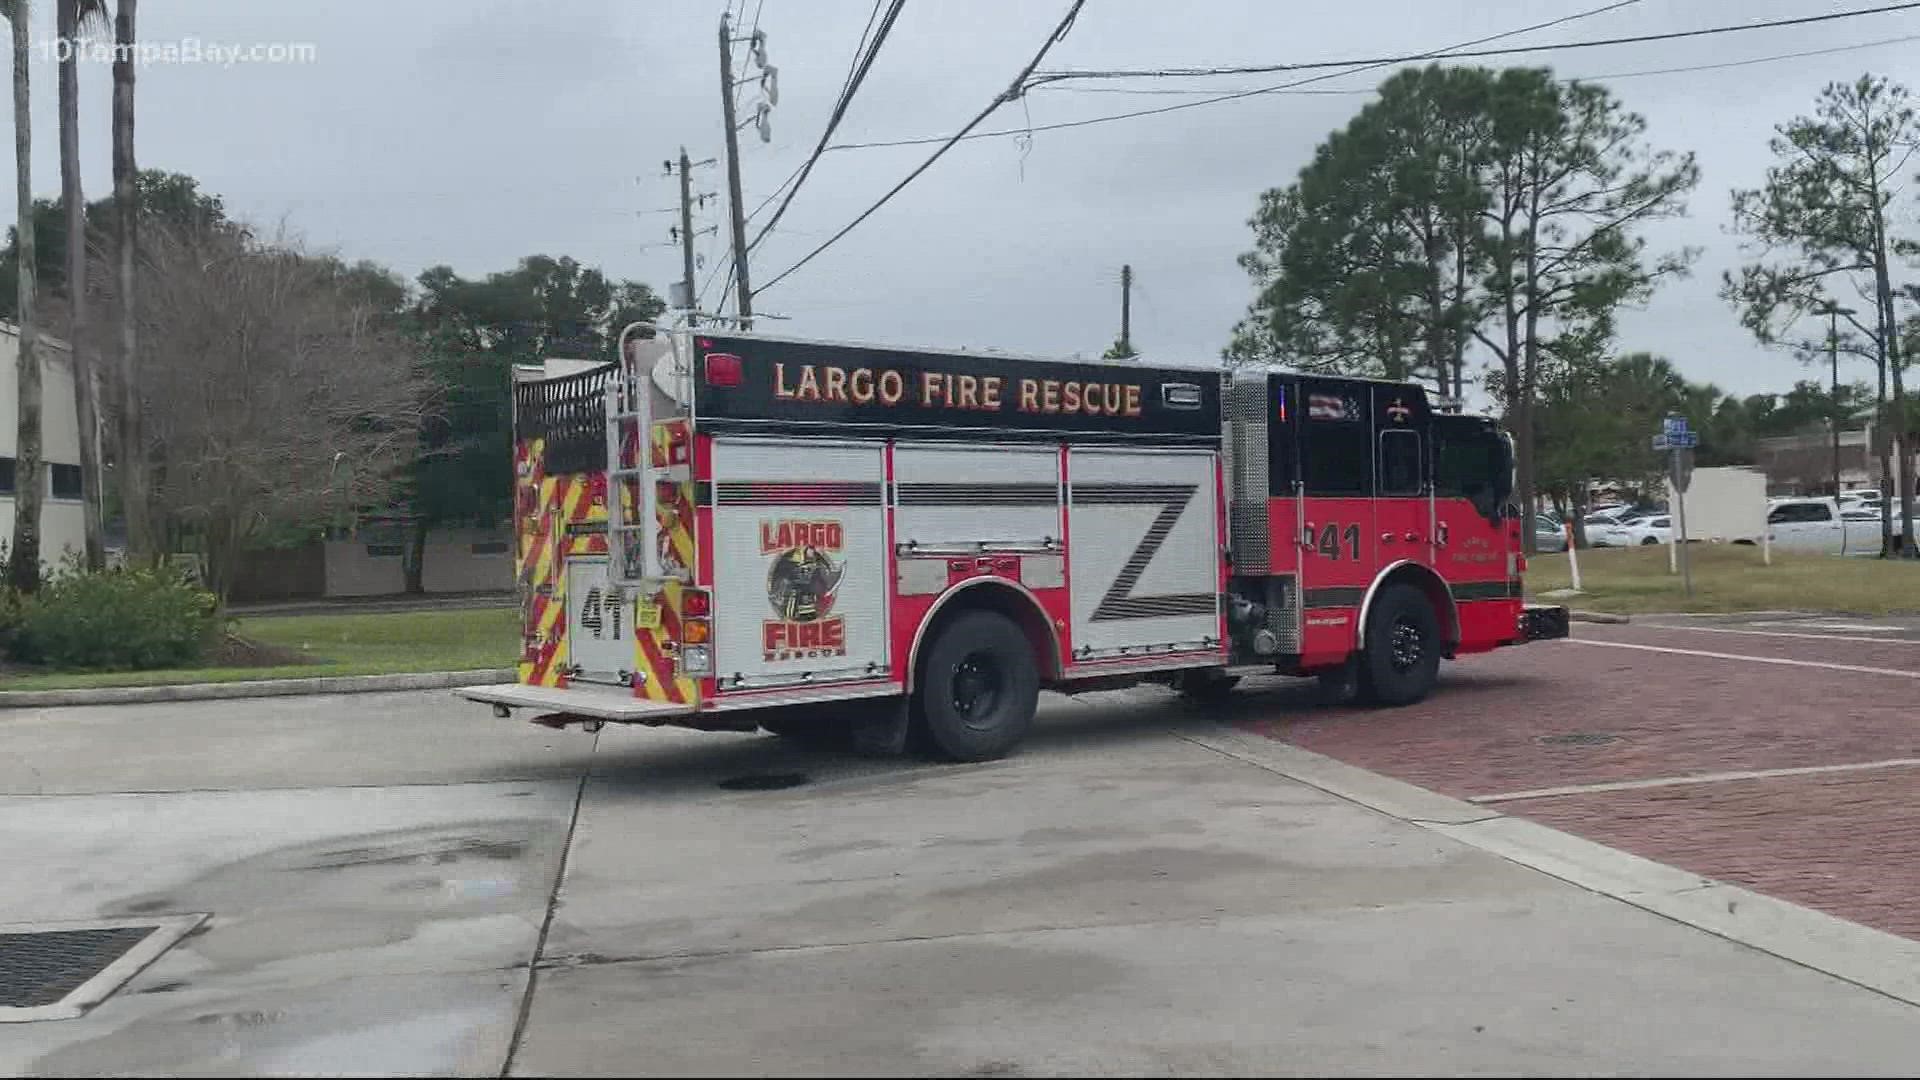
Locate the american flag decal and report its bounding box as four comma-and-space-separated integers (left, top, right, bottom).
1308, 393, 1358, 422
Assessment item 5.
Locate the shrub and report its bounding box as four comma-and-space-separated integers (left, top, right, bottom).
15, 567, 220, 671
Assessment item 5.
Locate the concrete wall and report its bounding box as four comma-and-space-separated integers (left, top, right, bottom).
323, 540, 407, 597
0, 324, 90, 570
420, 527, 512, 593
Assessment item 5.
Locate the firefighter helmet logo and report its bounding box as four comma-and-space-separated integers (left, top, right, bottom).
765, 546, 843, 620
760, 520, 849, 661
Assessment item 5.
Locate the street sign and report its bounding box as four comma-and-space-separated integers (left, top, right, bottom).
1651, 432, 1699, 450
1664, 415, 1690, 439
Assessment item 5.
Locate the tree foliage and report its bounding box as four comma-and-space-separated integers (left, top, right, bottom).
0, 169, 228, 315
1726, 74, 1919, 554
403, 255, 664, 591
1231, 65, 1698, 544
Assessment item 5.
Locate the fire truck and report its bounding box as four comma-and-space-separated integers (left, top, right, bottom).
458, 325, 1568, 760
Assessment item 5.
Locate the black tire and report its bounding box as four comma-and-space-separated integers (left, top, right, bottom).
1640, 536, 1659, 546
1357, 584, 1441, 707
1176, 670, 1242, 706
913, 609, 1039, 762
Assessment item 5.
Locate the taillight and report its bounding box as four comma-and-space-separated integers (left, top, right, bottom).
683, 618, 711, 644
683, 589, 711, 617
704, 352, 743, 387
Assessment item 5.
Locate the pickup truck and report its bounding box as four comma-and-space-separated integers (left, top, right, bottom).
1750, 497, 1882, 556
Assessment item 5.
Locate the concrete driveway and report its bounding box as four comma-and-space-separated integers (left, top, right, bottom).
4, 684, 1920, 1076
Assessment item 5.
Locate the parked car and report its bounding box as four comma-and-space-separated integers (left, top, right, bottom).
1587, 510, 1657, 547
1839, 488, 1882, 507
1534, 515, 1569, 553
1745, 497, 1882, 556
1621, 515, 1672, 546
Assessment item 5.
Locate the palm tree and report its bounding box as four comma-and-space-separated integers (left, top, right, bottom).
6, 0, 44, 593
60, 0, 108, 570
110, 0, 144, 560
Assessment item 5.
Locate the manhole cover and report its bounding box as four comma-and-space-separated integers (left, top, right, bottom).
1538, 732, 1619, 746
717, 772, 810, 791
0, 915, 207, 1023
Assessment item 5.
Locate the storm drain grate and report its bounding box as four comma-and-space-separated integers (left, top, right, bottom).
0, 915, 207, 1023
0, 927, 157, 1009
1538, 732, 1619, 746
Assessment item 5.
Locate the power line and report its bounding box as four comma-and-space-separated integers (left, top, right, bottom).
840, 0, 887, 103
750, 0, 909, 253
1029, 31, 1920, 97
757, 0, 1088, 296
825, 0, 1639, 152
1030, 1, 1920, 85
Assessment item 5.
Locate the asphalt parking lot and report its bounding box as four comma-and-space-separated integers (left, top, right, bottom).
6, 620, 1920, 1076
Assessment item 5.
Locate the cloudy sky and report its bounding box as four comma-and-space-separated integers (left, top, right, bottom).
6, 0, 1920, 402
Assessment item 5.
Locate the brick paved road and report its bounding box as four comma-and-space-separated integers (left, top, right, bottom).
1238, 616, 1920, 939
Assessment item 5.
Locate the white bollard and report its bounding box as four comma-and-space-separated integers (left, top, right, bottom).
1565, 521, 1582, 593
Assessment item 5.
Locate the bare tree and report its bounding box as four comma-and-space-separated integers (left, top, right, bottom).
90, 223, 428, 601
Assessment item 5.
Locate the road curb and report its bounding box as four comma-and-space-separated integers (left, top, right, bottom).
0, 669, 514, 709
1569, 610, 1630, 624
1182, 727, 1920, 1011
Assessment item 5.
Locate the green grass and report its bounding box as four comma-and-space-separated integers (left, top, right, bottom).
0, 607, 520, 691
1527, 543, 1920, 615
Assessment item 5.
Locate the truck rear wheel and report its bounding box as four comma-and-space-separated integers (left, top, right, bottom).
1357, 584, 1441, 707
914, 610, 1039, 762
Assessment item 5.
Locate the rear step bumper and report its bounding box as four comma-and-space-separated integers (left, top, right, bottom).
456, 682, 694, 722
1522, 604, 1571, 642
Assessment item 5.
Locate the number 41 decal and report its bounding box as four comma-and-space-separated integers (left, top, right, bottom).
1305, 523, 1362, 561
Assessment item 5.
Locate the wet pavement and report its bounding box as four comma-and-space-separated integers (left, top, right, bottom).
5, 664, 1920, 1075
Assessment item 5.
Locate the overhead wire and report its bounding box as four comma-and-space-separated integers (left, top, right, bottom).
823, 0, 1640, 153
749, 0, 909, 253
1027, 31, 1920, 97
1028, 1, 1920, 84
755, 0, 1089, 296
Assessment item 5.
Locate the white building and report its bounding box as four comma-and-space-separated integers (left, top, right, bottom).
0, 322, 90, 571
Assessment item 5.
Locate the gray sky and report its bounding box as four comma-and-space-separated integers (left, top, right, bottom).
7, 0, 1920, 401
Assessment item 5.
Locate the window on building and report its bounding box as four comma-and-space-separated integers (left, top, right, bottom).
1378, 430, 1423, 496
0, 457, 13, 496
49, 464, 81, 500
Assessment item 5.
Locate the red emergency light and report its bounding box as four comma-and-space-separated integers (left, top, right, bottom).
704, 352, 743, 387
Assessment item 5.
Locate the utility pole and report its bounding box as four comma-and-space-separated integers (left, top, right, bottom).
1119, 264, 1132, 356
1821, 301, 1856, 498
718, 14, 753, 328
677, 147, 699, 327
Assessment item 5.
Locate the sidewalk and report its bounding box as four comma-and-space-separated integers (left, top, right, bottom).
2, 689, 1918, 1075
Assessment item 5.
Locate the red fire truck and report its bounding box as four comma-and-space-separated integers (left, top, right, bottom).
459, 325, 1567, 760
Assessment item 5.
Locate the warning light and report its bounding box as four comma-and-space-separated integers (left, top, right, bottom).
683, 618, 712, 644
682, 589, 711, 617
704, 352, 743, 387
1276, 385, 1288, 422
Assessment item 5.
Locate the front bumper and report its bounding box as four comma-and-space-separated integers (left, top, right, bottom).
1521, 604, 1571, 642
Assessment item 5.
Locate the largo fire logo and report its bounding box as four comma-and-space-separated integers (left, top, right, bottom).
760, 520, 848, 661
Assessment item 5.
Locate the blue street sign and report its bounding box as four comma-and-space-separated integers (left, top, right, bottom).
1663, 415, 1689, 438
1652, 432, 1700, 450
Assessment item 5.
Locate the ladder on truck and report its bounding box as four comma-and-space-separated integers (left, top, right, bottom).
604, 322, 688, 588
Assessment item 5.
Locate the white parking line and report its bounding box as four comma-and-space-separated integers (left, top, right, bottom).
1568, 638, 1920, 679
1635, 626, 1920, 647
1472, 758, 1920, 804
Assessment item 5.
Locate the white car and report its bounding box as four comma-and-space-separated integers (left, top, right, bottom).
1584, 507, 1653, 547
1621, 515, 1673, 546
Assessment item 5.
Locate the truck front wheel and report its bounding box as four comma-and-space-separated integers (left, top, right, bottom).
914, 609, 1039, 762
1358, 584, 1441, 707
